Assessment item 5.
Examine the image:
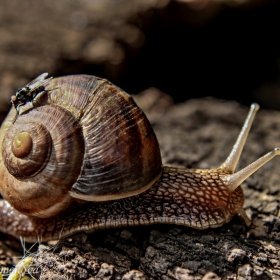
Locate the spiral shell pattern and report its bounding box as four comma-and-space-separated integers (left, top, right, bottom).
0, 75, 162, 217
47, 76, 162, 201
0, 103, 84, 217
4, 122, 52, 178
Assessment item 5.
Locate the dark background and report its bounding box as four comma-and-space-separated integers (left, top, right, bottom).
1, 0, 280, 119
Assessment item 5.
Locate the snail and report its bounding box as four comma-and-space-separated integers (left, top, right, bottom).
0, 73, 279, 242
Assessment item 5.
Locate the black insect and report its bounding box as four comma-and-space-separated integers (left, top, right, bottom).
11, 73, 53, 123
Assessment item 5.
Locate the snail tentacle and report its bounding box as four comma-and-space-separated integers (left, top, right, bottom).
220, 103, 259, 173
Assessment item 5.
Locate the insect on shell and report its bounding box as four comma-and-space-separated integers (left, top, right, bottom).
10, 73, 53, 120
0, 74, 162, 218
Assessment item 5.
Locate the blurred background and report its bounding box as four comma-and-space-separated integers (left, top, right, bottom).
1, 0, 280, 122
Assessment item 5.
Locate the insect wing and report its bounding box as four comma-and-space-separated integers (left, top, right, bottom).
25, 73, 48, 87
27, 73, 53, 92
29, 76, 53, 93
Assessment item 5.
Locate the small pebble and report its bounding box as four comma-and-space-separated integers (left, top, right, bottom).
226, 248, 246, 263
202, 271, 221, 280
122, 270, 146, 280
237, 264, 252, 280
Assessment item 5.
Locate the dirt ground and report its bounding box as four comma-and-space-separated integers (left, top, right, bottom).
1, 1, 280, 279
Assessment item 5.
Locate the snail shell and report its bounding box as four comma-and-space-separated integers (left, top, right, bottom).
0, 75, 162, 218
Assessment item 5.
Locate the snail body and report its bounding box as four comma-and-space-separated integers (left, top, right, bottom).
0, 74, 279, 242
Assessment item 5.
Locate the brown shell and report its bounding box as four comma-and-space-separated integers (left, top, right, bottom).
0, 75, 162, 217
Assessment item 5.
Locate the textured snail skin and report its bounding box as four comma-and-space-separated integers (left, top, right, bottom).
0, 75, 278, 242
0, 166, 243, 242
